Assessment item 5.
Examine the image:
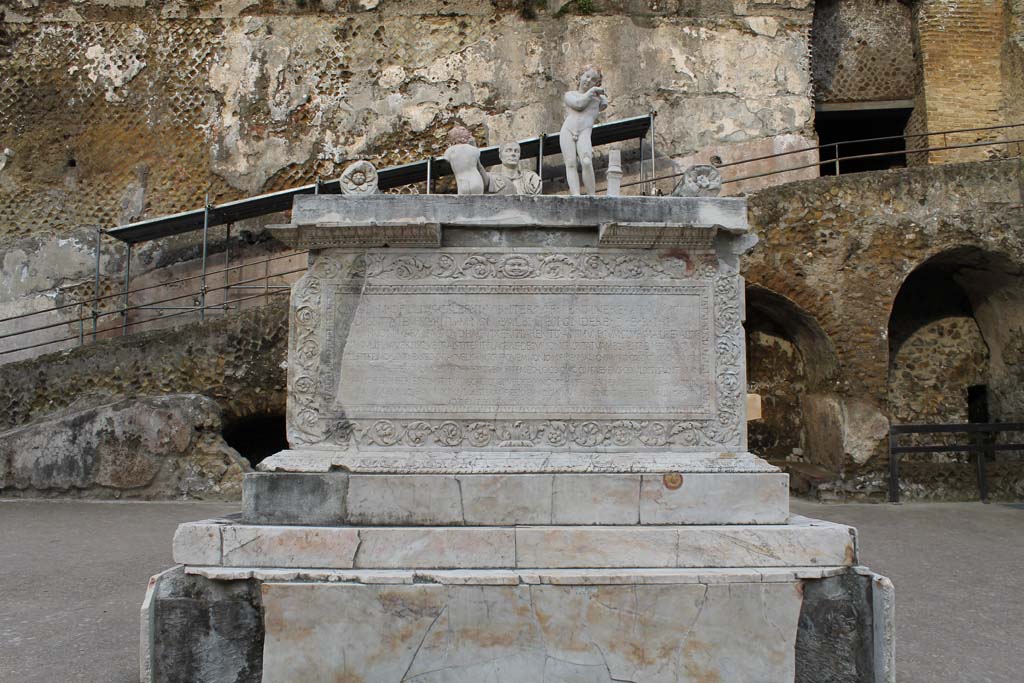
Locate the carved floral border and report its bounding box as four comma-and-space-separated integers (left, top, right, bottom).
287, 250, 744, 451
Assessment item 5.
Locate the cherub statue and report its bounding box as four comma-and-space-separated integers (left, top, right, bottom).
560, 64, 608, 196
443, 126, 490, 195
488, 141, 542, 196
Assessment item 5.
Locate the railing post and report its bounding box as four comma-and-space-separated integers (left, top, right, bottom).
426, 157, 432, 195
199, 193, 210, 322
649, 110, 656, 193
888, 427, 900, 503
224, 223, 231, 310
833, 142, 840, 176
121, 242, 131, 336
971, 425, 993, 503
537, 134, 544, 192
638, 133, 645, 195
92, 228, 101, 341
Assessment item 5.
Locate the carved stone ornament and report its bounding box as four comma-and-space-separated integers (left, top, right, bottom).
339, 160, 379, 195
286, 248, 745, 453
672, 164, 722, 197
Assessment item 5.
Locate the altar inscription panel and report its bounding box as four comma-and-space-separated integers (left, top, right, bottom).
287, 247, 747, 452
335, 283, 714, 420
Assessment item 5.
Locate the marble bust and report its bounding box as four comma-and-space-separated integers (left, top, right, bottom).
488, 142, 542, 196
443, 126, 490, 195
560, 64, 608, 196
339, 160, 379, 195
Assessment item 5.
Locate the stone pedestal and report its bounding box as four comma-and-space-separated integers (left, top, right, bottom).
143, 195, 894, 683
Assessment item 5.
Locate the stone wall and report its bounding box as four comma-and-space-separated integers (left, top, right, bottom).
0, 298, 288, 498
0, 0, 821, 368
811, 0, 917, 104
745, 158, 1024, 499
914, 0, 1007, 162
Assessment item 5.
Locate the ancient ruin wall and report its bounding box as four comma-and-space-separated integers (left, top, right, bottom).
811, 0, 916, 104
915, 0, 1007, 162
0, 0, 816, 241
745, 158, 1024, 490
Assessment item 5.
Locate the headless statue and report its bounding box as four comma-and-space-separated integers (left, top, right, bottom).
443, 126, 490, 195
560, 64, 608, 196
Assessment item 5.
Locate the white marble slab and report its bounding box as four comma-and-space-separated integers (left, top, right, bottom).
261, 579, 801, 682
172, 517, 855, 570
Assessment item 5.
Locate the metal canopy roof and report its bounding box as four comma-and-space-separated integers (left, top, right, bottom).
107, 114, 652, 244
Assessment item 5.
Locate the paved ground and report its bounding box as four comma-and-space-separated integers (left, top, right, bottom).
1, 499, 1022, 682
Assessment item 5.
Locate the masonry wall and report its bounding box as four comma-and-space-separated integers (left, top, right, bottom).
745, 158, 1024, 499
811, 0, 916, 104
0, 0, 819, 365
915, 0, 1007, 162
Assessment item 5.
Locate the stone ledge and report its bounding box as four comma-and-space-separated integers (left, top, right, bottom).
183, 566, 854, 585
276, 195, 749, 251
257, 449, 779, 474
172, 516, 856, 570
242, 471, 791, 526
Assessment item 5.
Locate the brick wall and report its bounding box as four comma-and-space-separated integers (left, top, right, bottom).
915, 0, 1007, 163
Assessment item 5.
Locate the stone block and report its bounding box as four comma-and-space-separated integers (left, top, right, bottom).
242, 472, 348, 525
171, 521, 221, 566
260, 580, 801, 682
515, 527, 679, 568
638, 472, 790, 524
346, 474, 463, 525
220, 525, 360, 568
550, 473, 640, 525
353, 528, 516, 569
674, 519, 856, 567
142, 566, 263, 683
458, 474, 553, 524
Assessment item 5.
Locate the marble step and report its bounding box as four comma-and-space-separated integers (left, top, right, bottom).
173, 515, 855, 570
242, 471, 790, 527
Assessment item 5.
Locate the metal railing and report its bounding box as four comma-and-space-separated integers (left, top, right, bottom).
617, 122, 1024, 193
0, 248, 307, 360
1, 120, 1021, 363
888, 422, 1024, 503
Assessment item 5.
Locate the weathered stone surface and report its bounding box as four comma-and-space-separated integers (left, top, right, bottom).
353, 527, 516, 569
283, 205, 752, 458
458, 474, 553, 525
143, 566, 893, 682
517, 518, 854, 568
0, 298, 288, 436
221, 525, 361, 569
639, 472, 790, 524
242, 472, 348, 525
0, 394, 249, 500
243, 471, 788, 525
141, 566, 263, 683
281, 195, 749, 243
259, 449, 777, 474
185, 565, 855, 585
172, 521, 224, 566
170, 517, 854, 570
346, 473, 464, 525
795, 572, 875, 683
550, 473, 640, 525
260, 581, 803, 682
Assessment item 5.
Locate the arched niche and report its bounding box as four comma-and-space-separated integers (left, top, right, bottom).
745, 285, 839, 467
888, 248, 1024, 427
